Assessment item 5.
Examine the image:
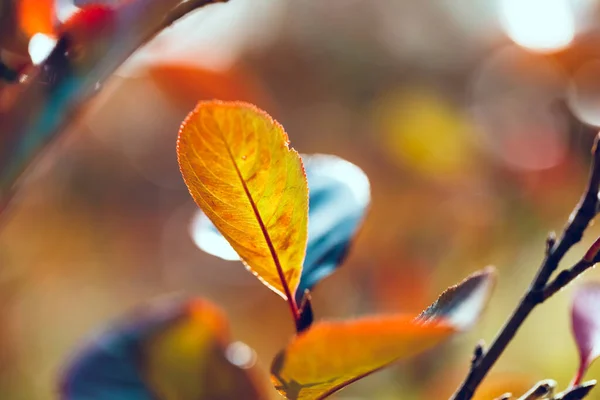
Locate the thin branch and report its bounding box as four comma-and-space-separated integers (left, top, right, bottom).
542, 259, 595, 301
451, 133, 600, 400
0, 0, 228, 224
157, 0, 227, 33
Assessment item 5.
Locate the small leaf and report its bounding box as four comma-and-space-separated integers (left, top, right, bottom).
270, 316, 453, 400
571, 283, 600, 386
417, 266, 497, 330
177, 101, 309, 301
190, 153, 370, 302
554, 380, 597, 400
517, 379, 556, 400
60, 296, 266, 400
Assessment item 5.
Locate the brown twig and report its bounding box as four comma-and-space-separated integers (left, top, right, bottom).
451, 133, 600, 400
542, 259, 595, 301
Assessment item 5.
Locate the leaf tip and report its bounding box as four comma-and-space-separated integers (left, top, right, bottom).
417, 266, 497, 331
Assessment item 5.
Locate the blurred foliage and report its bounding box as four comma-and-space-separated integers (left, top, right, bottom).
3, 0, 600, 399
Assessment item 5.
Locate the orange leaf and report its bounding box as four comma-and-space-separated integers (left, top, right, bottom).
270, 316, 453, 400
177, 101, 309, 305
270, 268, 496, 399
18, 0, 56, 37
148, 64, 271, 109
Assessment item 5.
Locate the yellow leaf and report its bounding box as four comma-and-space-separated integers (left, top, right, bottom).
373, 87, 473, 179
143, 299, 265, 400
177, 101, 309, 304
270, 316, 453, 400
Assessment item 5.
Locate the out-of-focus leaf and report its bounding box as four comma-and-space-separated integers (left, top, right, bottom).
60, 297, 266, 400
177, 101, 308, 301
373, 87, 473, 179
295, 154, 369, 299
17, 0, 56, 37
148, 64, 270, 109
270, 316, 453, 400
417, 266, 496, 330
0, 0, 223, 218
571, 283, 600, 385
191, 153, 370, 302
191, 209, 240, 261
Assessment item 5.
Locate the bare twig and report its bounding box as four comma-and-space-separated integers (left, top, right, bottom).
546, 232, 557, 255
451, 133, 600, 400
472, 341, 485, 366
542, 259, 595, 301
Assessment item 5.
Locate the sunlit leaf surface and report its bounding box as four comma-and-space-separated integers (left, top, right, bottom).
191, 153, 370, 302
177, 101, 308, 300
60, 297, 265, 400
417, 266, 496, 330
271, 316, 453, 400
271, 268, 495, 399
571, 282, 600, 385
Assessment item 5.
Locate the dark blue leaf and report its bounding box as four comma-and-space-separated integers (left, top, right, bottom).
60, 297, 265, 400
59, 297, 185, 400
191, 154, 371, 303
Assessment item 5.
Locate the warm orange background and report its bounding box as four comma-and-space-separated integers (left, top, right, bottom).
3, 0, 600, 399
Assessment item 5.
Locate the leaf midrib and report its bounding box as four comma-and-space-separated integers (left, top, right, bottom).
215, 117, 296, 305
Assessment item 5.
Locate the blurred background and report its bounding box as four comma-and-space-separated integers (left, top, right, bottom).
4, 0, 600, 398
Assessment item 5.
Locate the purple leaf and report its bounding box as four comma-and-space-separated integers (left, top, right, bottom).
571, 282, 600, 386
